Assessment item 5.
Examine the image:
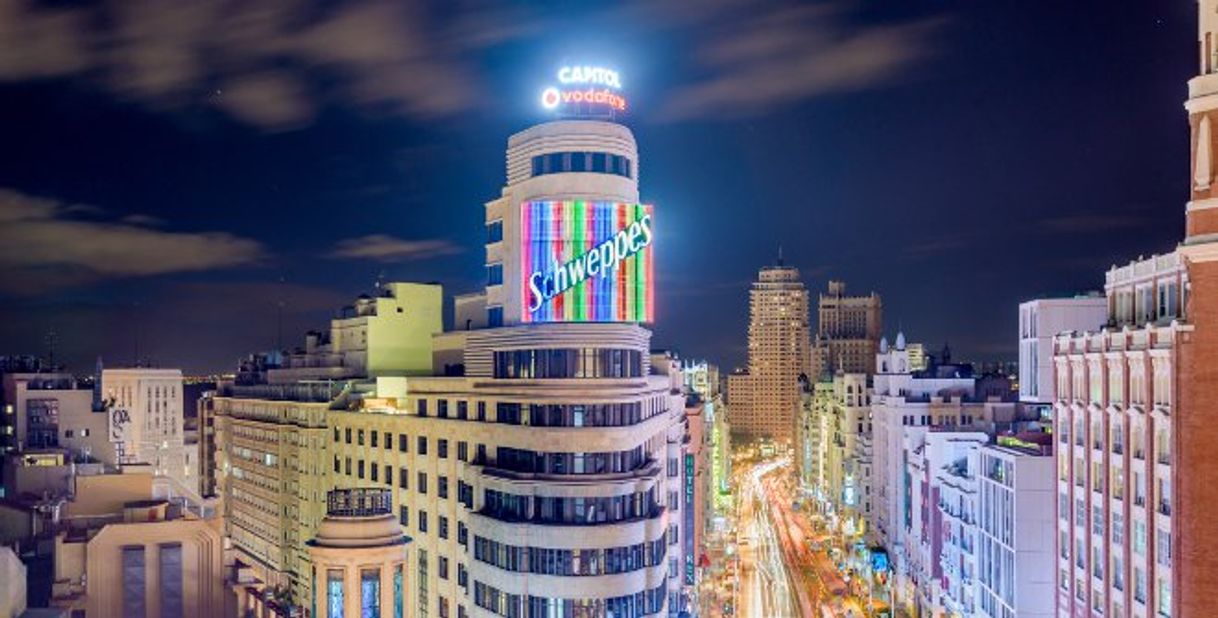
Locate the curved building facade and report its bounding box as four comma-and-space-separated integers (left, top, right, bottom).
483, 120, 643, 327
327, 114, 685, 618
213, 96, 683, 615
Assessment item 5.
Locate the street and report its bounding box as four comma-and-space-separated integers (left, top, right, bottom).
732, 457, 874, 618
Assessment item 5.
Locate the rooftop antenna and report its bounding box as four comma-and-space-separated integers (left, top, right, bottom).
777, 244, 784, 267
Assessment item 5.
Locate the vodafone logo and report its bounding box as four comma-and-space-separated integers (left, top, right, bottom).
539, 65, 628, 116
541, 87, 561, 109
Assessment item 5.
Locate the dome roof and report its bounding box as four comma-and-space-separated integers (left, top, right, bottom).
895, 331, 907, 350
879, 336, 889, 353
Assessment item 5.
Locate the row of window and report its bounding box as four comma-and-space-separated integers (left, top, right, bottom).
482, 488, 660, 525
472, 536, 666, 576
335, 427, 469, 459
495, 446, 646, 476
494, 402, 652, 428
529, 151, 633, 179
474, 581, 664, 618
493, 349, 643, 379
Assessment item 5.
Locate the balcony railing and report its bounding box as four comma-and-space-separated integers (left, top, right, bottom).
1159, 500, 1172, 516
326, 487, 393, 517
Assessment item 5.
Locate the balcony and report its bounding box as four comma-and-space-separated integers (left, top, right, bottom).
1159, 500, 1172, 517
1133, 449, 1146, 461
1134, 494, 1147, 508
1157, 452, 1172, 466
1113, 442, 1124, 456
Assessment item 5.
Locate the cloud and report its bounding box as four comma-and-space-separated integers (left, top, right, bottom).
0, 189, 265, 294
120, 213, 166, 227
658, 3, 946, 120
1038, 214, 1148, 234
327, 235, 461, 262
0, 1, 497, 130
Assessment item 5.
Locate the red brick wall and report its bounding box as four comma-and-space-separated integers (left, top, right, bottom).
1178, 258, 1218, 617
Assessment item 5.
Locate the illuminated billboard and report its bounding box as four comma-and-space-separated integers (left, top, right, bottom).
521, 200, 654, 323
540, 65, 627, 117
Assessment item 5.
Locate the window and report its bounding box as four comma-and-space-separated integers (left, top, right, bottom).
439, 476, 449, 499
439, 439, 449, 459
486, 220, 503, 244
334, 456, 340, 474
361, 568, 381, 618
400, 505, 409, 526
418, 472, 428, 494
487, 306, 503, 328
122, 546, 146, 617
371, 462, 379, 482
358, 429, 365, 446
477, 402, 486, 421
371, 431, 378, 448
419, 511, 428, 533
159, 543, 183, 617
439, 515, 449, 539
418, 436, 428, 455
458, 442, 469, 461
345, 428, 352, 444
399, 434, 409, 452
358, 460, 365, 479
1157, 530, 1172, 566
457, 401, 468, 420
417, 400, 428, 417
328, 568, 345, 618
486, 263, 504, 286
438, 400, 449, 419
399, 467, 409, 489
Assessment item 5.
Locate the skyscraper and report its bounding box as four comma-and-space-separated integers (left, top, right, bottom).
811, 280, 882, 376
727, 261, 810, 442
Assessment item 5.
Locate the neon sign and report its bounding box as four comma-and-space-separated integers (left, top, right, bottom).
540, 65, 627, 115
521, 201, 654, 323
558, 66, 622, 89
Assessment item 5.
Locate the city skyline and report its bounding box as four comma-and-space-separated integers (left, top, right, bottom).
0, 1, 1195, 374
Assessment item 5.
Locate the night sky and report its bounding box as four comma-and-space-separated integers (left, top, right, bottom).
0, 1, 1195, 374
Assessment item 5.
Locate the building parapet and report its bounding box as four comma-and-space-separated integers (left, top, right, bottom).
218, 381, 347, 403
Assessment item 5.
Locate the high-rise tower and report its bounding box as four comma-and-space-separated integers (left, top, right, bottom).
811, 280, 882, 376
727, 261, 810, 442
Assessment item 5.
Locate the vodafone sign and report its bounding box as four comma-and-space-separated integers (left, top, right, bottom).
540, 65, 627, 116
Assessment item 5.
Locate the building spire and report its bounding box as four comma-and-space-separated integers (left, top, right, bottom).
777, 243, 784, 267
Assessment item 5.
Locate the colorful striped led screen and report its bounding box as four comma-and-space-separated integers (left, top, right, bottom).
521, 200, 654, 323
